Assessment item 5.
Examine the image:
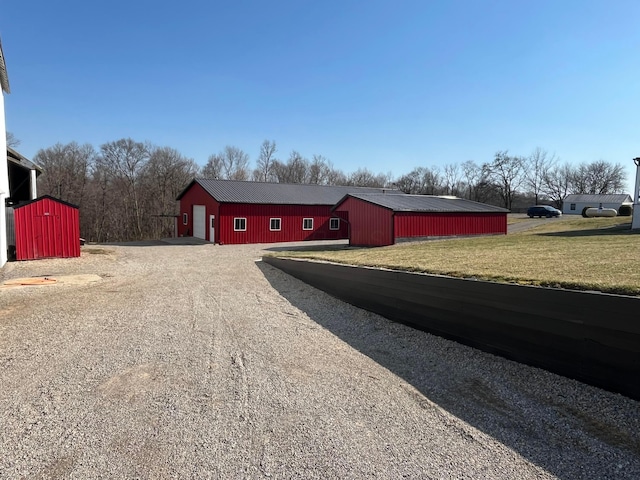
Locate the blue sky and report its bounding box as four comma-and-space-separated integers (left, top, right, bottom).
2, 0, 639, 191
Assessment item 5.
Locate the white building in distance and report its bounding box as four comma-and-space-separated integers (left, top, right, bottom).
562, 194, 633, 216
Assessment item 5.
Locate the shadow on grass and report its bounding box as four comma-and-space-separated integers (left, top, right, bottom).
256, 260, 640, 479
537, 222, 635, 237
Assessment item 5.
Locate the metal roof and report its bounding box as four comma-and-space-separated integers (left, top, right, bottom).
334, 193, 510, 213
176, 178, 402, 204
563, 194, 632, 204
0, 38, 10, 94
13, 194, 79, 210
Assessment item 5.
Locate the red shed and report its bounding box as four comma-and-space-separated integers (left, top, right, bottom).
13, 195, 80, 260
333, 193, 508, 247
176, 179, 401, 245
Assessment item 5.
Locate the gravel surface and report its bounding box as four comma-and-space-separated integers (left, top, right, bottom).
1, 240, 639, 479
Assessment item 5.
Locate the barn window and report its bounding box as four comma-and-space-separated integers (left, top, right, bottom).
303, 218, 313, 230
570, 203, 576, 211
234, 218, 247, 231
329, 218, 340, 230
270, 218, 281, 231
183, 213, 188, 225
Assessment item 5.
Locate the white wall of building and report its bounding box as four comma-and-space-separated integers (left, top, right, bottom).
0, 91, 8, 267
562, 201, 626, 215
633, 163, 640, 229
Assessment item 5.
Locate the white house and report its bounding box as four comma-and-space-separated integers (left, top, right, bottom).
0, 38, 10, 268
562, 194, 633, 215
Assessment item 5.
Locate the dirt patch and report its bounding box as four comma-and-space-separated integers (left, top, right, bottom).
0, 274, 102, 289
97, 364, 163, 402
83, 248, 115, 255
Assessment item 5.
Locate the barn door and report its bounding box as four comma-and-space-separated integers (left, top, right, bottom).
193, 205, 206, 239
34, 214, 61, 259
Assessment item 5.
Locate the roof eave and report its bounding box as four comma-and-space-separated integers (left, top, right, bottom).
175, 179, 199, 201
0, 39, 10, 94
7, 147, 43, 175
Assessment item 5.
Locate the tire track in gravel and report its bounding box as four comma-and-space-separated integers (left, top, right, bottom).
208, 261, 275, 477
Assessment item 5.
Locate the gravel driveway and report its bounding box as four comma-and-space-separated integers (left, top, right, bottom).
1, 241, 639, 479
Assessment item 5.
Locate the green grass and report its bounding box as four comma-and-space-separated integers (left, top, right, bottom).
271, 217, 640, 296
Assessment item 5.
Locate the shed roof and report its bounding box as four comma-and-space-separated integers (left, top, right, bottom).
13, 194, 79, 210
563, 194, 632, 204
7, 147, 43, 175
176, 178, 401, 205
334, 193, 510, 213
0, 38, 10, 94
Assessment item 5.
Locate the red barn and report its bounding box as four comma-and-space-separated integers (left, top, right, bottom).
13, 195, 80, 260
176, 179, 400, 245
333, 193, 508, 247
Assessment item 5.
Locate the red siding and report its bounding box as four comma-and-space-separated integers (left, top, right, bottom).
177, 183, 220, 241
219, 204, 348, 244
334, 197, 393, 246
14, 197, 80, 260
335, 197, 508, 246
178, 182, 349, 244
395, 212, 507, 238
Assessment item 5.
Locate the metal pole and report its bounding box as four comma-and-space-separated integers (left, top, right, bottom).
632, 158, 640, 229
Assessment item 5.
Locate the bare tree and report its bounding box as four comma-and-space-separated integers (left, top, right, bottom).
6, 131, 19, 148
483, 151, 524, 210
253, 140, 277, 182
443, 163, 463, 196
85, 161, 112, 242
97, 138, 150, 239
542, 162, 573, 209
325, 165, 349, 186
203, 154, 225, 179
33, 139, 203, 242
524, 147, 556, 205
142, 146, 199, 237
395, 167, 442, 195
570, 160, 626, 195
204, 146, 250, 180
286, 151, 309, 183
347, 168, 386, 187
34, 142, 95, 207
309, 155, 332, 185
461, 160, 486, 201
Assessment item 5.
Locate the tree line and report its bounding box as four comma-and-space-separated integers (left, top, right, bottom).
33, 139, 199, 242
28, 137, 627, 242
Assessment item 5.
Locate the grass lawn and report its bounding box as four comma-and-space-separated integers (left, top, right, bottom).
272, 216, 640, 296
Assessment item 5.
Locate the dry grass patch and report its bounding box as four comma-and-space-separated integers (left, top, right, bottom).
273, 217, 640, 295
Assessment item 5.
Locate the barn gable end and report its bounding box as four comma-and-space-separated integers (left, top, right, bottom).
13, 195, 80, 260
333, 193, 508, 247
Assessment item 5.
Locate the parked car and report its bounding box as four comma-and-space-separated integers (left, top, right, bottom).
527, 205, 562, 218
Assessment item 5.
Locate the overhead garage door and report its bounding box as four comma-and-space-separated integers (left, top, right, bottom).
193, 205, 206, 239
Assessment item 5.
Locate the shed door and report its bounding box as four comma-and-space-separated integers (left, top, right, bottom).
193, 205, 206, 239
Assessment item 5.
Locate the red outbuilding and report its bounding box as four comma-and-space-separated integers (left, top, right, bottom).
13, 195, 80, 260
176, 179, 400, 245
333, 193, 509, 247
